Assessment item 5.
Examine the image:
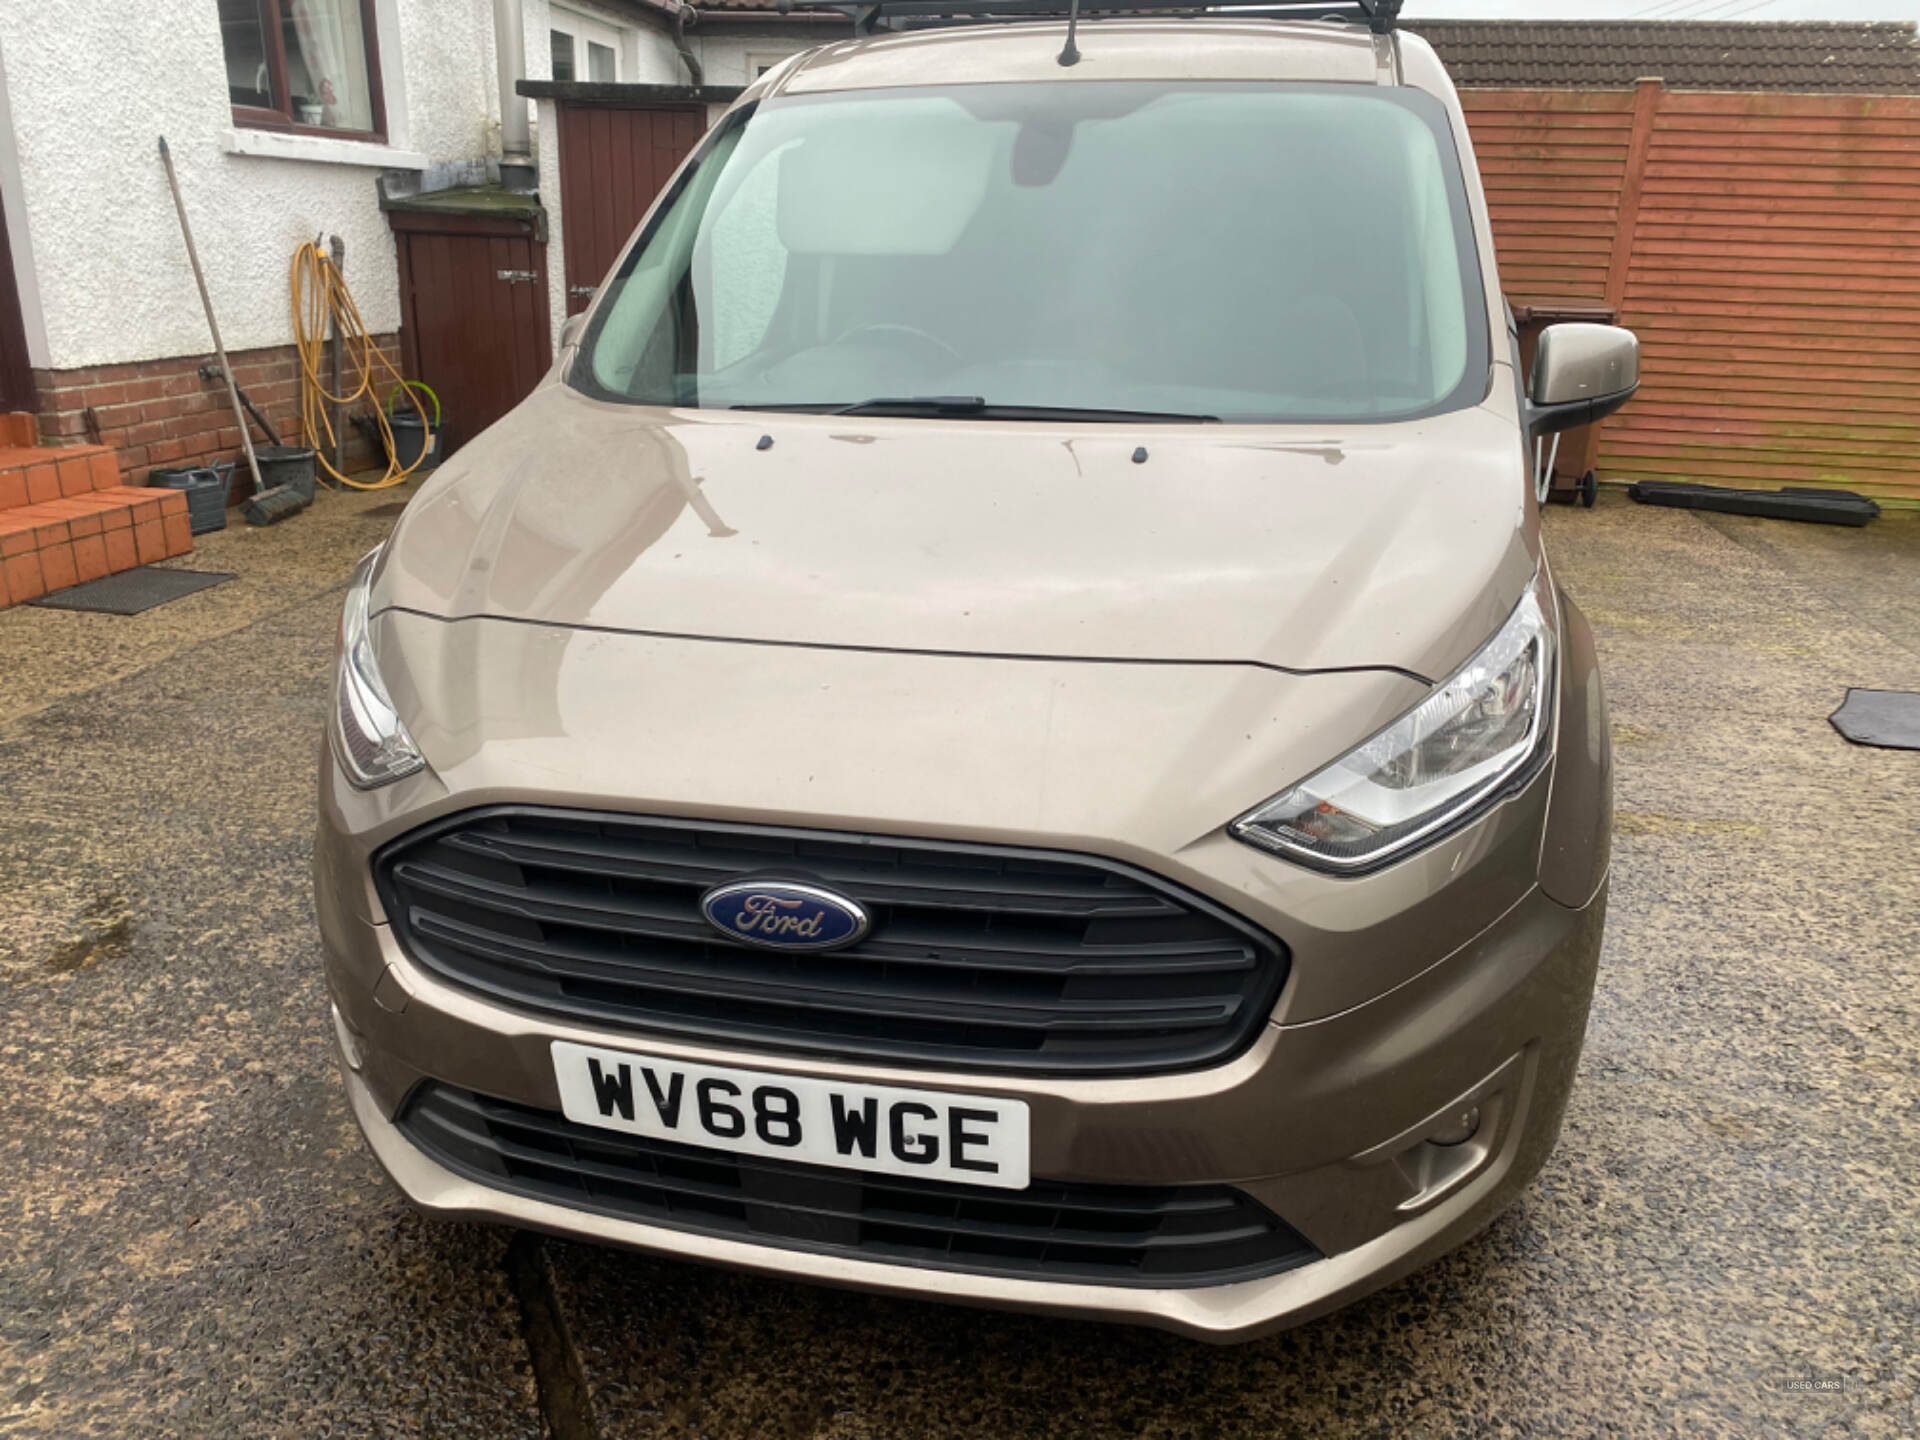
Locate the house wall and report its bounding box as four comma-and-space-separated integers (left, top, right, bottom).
0, 0, 517, 478
0, 0, 503, 372
1465, 84, 1920, 505
32, 337, 404, 485
690, 27, 827, 88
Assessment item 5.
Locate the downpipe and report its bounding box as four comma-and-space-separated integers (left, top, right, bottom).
492, 0, 536, 190
674, 4, 704, 89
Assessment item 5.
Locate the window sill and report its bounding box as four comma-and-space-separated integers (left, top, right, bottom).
220, 128, 427, 170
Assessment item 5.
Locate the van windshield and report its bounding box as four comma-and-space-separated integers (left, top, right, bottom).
575, 81, 1490, 423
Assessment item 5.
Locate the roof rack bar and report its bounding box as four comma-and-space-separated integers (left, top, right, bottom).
839, 1, 1402, 35
1359, 0, 1401, 35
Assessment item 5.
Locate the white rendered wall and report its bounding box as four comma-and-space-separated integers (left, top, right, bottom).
690, 29, 823, 88
536, 93, 568, 355
0, 0, 502, 371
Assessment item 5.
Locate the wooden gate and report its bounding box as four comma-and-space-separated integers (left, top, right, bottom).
390, 209, 552, 456
554, 101, 706, 315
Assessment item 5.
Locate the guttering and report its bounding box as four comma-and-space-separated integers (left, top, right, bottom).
689, 10, 854, 24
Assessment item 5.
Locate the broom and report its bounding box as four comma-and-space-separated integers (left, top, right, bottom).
158, 136, 307, 527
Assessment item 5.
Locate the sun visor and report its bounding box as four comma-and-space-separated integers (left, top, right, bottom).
776, 104, 993, 255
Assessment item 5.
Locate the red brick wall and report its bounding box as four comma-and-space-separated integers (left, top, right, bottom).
28, 335, 403, 493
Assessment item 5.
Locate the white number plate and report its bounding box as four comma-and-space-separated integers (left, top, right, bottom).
551, 1041, 1031, 1190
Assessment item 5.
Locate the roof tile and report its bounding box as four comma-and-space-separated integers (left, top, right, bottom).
1407, 20, 1920, 94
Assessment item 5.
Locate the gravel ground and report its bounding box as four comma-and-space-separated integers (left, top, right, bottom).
1, 484, 1915, 1438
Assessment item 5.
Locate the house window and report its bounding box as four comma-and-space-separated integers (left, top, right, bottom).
219, 0, 384, 138
551, 7, 624, 84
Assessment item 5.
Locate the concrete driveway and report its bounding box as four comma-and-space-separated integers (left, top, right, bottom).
2, 485, 1915, 1438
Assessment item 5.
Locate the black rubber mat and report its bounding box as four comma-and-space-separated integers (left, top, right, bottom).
1628, 481, 1879, 527
1830, 690, 1920, 751
31, 567, 235, 615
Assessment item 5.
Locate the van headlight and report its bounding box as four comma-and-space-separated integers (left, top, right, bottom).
330, 546, 425, 789
1231, 570, 1557, 873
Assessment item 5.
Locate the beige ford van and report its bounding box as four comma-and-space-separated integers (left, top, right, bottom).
317, 0, 1635, 1343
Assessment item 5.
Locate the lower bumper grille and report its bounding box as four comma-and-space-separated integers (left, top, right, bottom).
400, 1083, 1319, 1289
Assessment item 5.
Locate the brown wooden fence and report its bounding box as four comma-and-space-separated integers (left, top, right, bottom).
1463, 84, 1920, 506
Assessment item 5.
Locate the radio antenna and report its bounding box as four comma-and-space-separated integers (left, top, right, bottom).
1058, 0, 1081, 66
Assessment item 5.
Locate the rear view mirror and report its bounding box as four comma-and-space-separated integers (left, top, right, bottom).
1528, 323, 1639, 436
559, 313, 586, 350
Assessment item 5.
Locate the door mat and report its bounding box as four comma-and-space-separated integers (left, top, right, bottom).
31, 567, 236, 615
1830, 690, 1920, 751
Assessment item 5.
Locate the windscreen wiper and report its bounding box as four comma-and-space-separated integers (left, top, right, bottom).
734, 396, 988, 416
732, 397, 1220, 422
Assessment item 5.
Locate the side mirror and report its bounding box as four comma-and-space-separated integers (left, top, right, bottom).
1528, 323, 1639, 437
559, 313, 586, 351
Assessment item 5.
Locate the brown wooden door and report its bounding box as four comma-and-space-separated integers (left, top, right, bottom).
391, 211, 552, 455
0, 180, 34, 414
556, 102, 706, 315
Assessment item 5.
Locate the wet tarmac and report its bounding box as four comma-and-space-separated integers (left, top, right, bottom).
2, 484, 1916, 1438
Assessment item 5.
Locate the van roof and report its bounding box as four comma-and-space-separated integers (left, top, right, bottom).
764, 21, 1401, 96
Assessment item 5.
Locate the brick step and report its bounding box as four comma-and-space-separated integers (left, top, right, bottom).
1, 413, 37, 449
1, 487, 193, 609
0, 442, 122, 514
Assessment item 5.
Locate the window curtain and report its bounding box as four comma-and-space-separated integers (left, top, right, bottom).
290, 0, 373, 132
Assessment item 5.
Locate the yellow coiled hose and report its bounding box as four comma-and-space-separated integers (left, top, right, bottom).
290, 239, 428, 490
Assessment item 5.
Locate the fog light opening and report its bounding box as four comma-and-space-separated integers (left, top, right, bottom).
1389, 1094, 1504, 1213
1428, 1105, 1482, 1148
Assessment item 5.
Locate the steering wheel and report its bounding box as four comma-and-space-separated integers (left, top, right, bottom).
831, 322, 963, 368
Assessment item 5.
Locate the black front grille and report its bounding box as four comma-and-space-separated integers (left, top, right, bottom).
401, 1083, 1318, 1288
375, 808, 1287, 1076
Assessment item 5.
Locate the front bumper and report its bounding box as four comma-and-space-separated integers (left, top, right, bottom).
328, 873, 1604, 1343
317, 597, 1612, 1342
